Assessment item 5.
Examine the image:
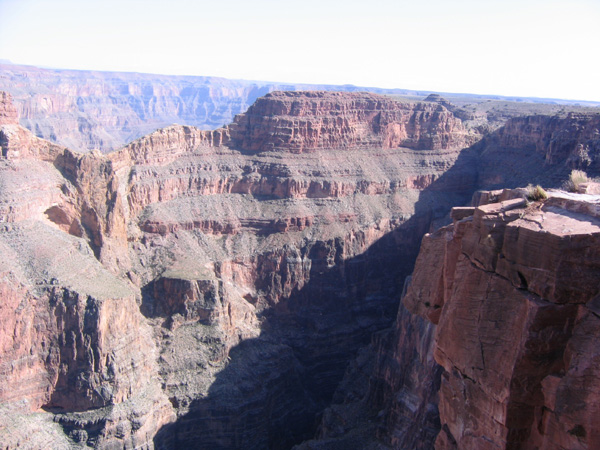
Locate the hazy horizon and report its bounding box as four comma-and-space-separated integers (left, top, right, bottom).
1, 0, 599, 102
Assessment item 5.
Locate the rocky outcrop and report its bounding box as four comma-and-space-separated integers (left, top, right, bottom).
110, 125, 231, 169
0, 91, 18, 125
0, 222, 174, 449
404, 192, 600, 449
228, 91, 471, 153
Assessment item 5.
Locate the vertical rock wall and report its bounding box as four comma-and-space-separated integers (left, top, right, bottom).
404, 194, 600, 449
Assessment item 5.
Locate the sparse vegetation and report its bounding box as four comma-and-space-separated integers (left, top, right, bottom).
526, 184, 548, 201
562, 169, 589, 192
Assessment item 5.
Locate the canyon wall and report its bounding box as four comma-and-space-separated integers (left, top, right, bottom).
1, 88, 600, 449
6, 63, 591, 155
0, 63, 273, 152
0, 64, 432, 153
0, 90, 475, 449
296, 111, 600, 449
403, 193, 600, 449
228, 91, 472, 153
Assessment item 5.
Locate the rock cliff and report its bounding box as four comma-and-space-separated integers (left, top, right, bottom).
228, 91, 471, 153
1, 88, 600, 449
403, 192, 600, 449
6, 63, 593, 154
0, 63, 271, 152
0, 64, 443, 153
0, 90, 474, 449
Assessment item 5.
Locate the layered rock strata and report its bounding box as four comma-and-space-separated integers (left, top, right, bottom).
404, 192, 600, 449
0, 64, 440, 153
1, 88, 600, 449
0, 90, 476, 449
228, 91, 472, 153
476, 113, 600, 188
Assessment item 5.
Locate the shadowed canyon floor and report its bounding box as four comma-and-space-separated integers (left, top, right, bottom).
0, 89, 600, 449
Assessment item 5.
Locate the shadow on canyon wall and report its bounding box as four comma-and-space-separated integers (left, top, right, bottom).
151, 134, 580, 449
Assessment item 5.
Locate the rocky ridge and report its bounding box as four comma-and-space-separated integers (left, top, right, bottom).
0, 89, 600, 449
1, 64, 447, 153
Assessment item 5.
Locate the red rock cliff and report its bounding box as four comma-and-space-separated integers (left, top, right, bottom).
404, 192, 600, 449
2, 87, 599, 449
0, 89, 474, 448
228, 91, 471, 153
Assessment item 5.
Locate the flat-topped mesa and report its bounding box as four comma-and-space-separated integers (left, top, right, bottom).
228, 91, 470, 153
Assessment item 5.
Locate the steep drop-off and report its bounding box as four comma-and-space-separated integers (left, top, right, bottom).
0, 90, 476, 449
1, 89, 600, 449
404, 191, 600, 449
293, 108, 600, 449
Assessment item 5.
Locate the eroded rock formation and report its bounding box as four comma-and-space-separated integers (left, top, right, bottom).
0, 89, 475, 449
228, 91, 472, 153
0, 64, 440, 153
1, 87, 600, 449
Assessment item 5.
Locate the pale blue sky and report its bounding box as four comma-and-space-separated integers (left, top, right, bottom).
1, 0, 599, 101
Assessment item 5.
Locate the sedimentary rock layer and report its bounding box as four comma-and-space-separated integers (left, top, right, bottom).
0, 90, 475, 449
1, 88, 600, 449
228, 91, 472, 153
0, 64, 434, 153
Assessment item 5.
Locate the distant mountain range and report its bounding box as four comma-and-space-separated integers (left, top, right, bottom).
2, 62, 598, 152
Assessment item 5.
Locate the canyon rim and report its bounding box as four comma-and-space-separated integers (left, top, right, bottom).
0, 70, 600, 449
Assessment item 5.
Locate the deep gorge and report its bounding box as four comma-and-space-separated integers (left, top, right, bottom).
1, 87, 599, 449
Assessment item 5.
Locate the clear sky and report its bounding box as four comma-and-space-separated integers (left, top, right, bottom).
1, 0, 599, 101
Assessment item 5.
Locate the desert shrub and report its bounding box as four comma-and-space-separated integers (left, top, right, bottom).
526, 184, 548, 201
563, 169, 588, 192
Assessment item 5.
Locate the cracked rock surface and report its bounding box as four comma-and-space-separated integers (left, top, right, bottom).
404, 191, 600, 449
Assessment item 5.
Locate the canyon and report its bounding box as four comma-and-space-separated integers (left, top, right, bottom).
3, 63, 596, 155
0, 63, 433, 153
0, 85, 599, 450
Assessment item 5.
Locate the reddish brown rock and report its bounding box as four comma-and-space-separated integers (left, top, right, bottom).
1, 64, 475, 154
404, 191, 600, 449
1, 89, 472, 448
228, 91, 471, 153
0, 64, 269, 152
2, 86, 600, 450
0, 91, 18, 125
495, 114, 600, 168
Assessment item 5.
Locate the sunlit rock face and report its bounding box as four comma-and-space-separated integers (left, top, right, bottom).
2, 64, 469, 154
404, 192, 600, 450
228, 91, 472, 153
0, 63, 275, 152
1, 88, 600, 449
